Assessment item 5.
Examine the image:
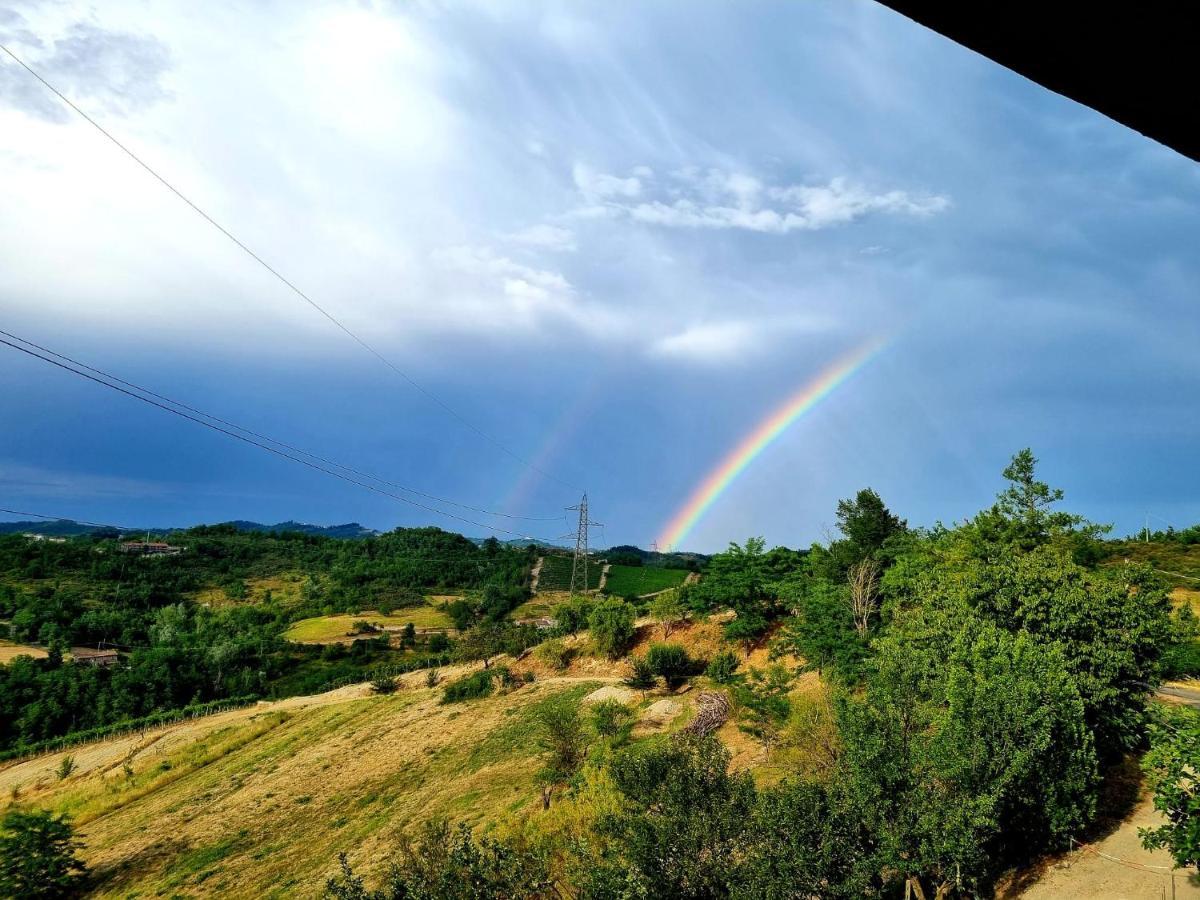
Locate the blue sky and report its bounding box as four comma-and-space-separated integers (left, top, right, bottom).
1, 0, 1198, 551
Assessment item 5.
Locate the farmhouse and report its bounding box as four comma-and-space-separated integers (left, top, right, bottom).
119, 540, 183, 556
71, 647, 121, 668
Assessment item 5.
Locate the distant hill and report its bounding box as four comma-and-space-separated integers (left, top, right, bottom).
218, 520, 380, 539
0, 518, 379, 540
0, 519, 126, 537
469, 536, 569, 550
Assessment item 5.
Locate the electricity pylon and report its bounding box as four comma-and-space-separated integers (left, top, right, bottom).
567, 494, 600, 596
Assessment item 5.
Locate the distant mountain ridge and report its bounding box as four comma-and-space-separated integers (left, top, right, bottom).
0, 518, 380, 540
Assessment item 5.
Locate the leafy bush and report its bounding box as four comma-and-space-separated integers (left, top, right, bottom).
588, 599, 636, 659
623, 657, 656, 694
425, 668, 440, 688
56, 755, 76, 780
591, 698, 633, 739
370, 676, 398, 694
428, 632, 450, 654
440, 669, 495, 704
645, 642, 693, 689
535, 638, 572, 671
1140, 707, 1200, 869
705, 649, 740, 684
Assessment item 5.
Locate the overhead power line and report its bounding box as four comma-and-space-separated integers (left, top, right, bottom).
0, 507, 134, 532
0, 43, 579, 493
0, 330, 560, 524
0, 335, 561, 540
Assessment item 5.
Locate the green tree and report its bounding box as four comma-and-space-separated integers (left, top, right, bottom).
622, 657, 656, 695
581, 735, 756, 899
1139, 707, 1200, 870
774, 578, 867, 682
588, 599, 636, 660
554, 596, 594, 636
402, 622, 417, 647
324, 820, 554, 899
536, 697, 588, 785
591, 699, 633, 740
685, 538, 787, 641
975, 448, 1089, 550
735, 665, 793, 756
0, 809, 86, 899
837, 615, 1097, 896
649, 591, 686, 638
834, 487, 905, 564
732, 779, 873, 900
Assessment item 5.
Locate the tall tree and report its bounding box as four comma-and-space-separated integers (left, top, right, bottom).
0, 809, 86, 900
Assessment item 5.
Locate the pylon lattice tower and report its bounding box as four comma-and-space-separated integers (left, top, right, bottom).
567, 493, 600, 596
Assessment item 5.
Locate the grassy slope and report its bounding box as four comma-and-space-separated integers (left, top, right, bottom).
603, 565, 688, 597
1102, 540, 1200, 587
0, 675, 600, 899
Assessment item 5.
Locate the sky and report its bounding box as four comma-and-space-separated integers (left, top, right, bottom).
1, 0, 1198, 551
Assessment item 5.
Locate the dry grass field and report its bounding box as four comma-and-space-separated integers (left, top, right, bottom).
0, 639, 47, 664
0, 671, 605, 898
283, 606, 454, 643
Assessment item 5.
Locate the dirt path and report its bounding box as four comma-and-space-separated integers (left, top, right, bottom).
1158, 681, 1200, 709
598, 562, 611, 591
530, 556, 543, 593
1006, 794, 1199, 899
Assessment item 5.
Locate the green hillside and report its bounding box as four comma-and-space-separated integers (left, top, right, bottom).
603, 564, 688, 597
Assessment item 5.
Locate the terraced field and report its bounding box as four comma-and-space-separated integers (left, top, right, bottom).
534, 554, 601, 592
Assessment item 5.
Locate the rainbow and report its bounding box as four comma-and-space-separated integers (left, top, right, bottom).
656, 337, 887, 550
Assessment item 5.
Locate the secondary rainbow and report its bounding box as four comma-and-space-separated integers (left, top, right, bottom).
656, 337, 887, 550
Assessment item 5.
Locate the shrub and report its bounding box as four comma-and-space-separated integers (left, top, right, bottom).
428, 633, 450, 654
705, 649, 740, 684
425, 668, 440, 688
589, 599, 637, 660
56, 756, 76, 781
535, 638, 572, 671
0, 809, 86, 899
441, 669, 495, 704
591, 699, 633, 739
646, 643, 694, 689
371, 676, 398, 695
351, 620, 378, 635
623, 657, 657, 694
554, 597, 594, 636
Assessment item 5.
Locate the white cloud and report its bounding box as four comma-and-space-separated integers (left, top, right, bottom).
430, 245, 619, 338
650, 321, 764, 363
572, 162, 642, 200
577, 167, 948, 234
506, 223, 577, 251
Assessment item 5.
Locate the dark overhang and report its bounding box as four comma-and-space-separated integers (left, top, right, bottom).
875, 3, 1200, 163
